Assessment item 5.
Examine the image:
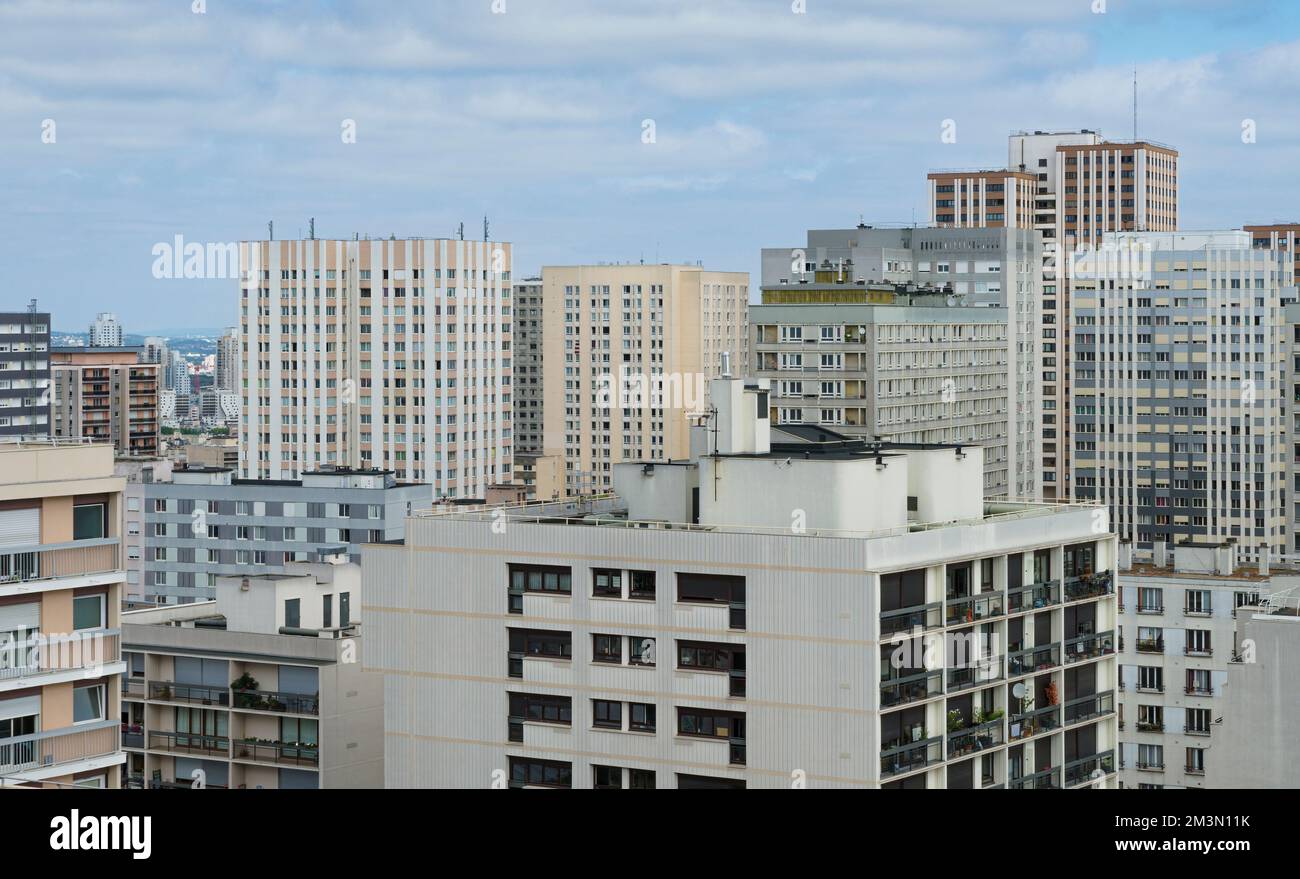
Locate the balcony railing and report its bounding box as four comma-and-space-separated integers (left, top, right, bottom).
0, 629, 121, 683
1183, 606, 1212, 618
1064, 689, 1115, 725
1136, 760, 1165, 771
880, 735, 943, 779
0, 538, 121, 586
880, 670, 943, 708
1064, 570, 1113, 601
0, 719, 120, 775
1010, 705, 1060, 740
121, 723, 144, 749
945, 593, 1004, 626
1006, 580, 1060, 613
147, 730, 230, 757
1136, 604, 1164, 615
232, 739, 319, 767
1135, 720, 1164, 733
1008, 766, 1060, 790
880, 602, 942, 637
1184, 684, 1214, 697
1185, 764, 1206, 776
232, 688, 319, 715
1184, 645, 1213, 657
947, 658, 1003, 692
1136, 637, 1164, 654
149, 681, 229, 706
947, 718, 1004, 758
1063, 630, 1115, 664
1064, 750, 1115, 787
1008, 643, 1060, 676
1183, 725, 1211, 737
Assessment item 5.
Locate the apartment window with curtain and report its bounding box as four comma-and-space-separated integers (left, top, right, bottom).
1137, 587, 1164, 613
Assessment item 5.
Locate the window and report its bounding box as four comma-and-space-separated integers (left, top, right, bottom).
1185, 629, 1211, 656
1138, 666, 1164, 692
73, 503, 106, 540
677, 573, 746, 629
592, 700, 622, 730
73, 683, 105, 723
509, 628, 572, 660
628, 636, 656, 666
72, 594, 105, 630
509, 564, 572, 602
1136, 743, 1164, 770
592, 634, 623, 664
628, 768, 656, 789
1185, 707, 1211, 735
284, 598, 300, 629
509, 693, 572, 725
340, 592, 350, 627
593, 765, 622, 789
1137, 587, 1164, 613
1185, 590, 1211, 615
677, 707, 744, 739
592, 568, 622, 597
508, 757, 571, 789
628, 702, 656, 732
629, 570, 656, 600
678, 641, 741, 671
322, 594, 332, 629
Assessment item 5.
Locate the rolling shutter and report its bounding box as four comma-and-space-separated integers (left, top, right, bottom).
0, 508, 40, 548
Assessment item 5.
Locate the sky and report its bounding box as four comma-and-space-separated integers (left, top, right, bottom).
4, 0, 1300, 332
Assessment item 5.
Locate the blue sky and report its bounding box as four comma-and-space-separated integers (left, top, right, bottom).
3, 0, 1299, 331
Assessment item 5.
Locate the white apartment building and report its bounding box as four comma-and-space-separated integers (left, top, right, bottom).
239, 237, 514, 499
364, 376, 1118, 789
1115, 541, 1285, 789
1071, 231, 1292, 561
120, 558, 383, 789
89, 312, 124, 348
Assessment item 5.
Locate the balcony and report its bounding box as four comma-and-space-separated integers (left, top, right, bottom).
1063, 690, 1115, 725
1063, 570, 1113, 601
232, 738, 319, 767
1136, 604, 1164, 615
1007, 580, 1060, 613
1008, 643, 1060, 676
1008, 767, 1060, 789
1064, 750, 1115, 787
0, 538, 121, 588
1009, 705, 1060, 740
0, 629, 121, 686
147, 730, 229, 758
880, 670, 943, 708
947, 718, 1004, 758
232, 688, 318, 715
880, 602, 942, 637
1183, 725, 1211, 737
149, 681, 229, 707
1184, 645, 1213, 658
0, 719, 121, 777
947, 658, 1003, 692
1136, 760, 1165, 771
1183, 606, 1212, 618
1184, 684, 1214, 697
1063, 630, 1115, 664
880, 735, 943, 779
1136, 637, 1164, 654
945, 593, 1004, 626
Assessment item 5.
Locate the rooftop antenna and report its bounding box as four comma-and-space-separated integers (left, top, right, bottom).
309, 217, 315, 240
483, 216, 489, 242
457, 222, 464, 242
268, 220, 273, 241
1132, 66, 1138, 142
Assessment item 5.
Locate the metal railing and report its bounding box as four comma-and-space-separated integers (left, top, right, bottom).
147, 730, 229, 757
880, 736, 943, 779
0, 629, 121, 682
945, 593, 1004, 626
1009, 705, 1060, 740
1008, 643, 1060, 676
0, 538, 121, 585
1007, 580, 1060, 612
233, 739, 319, 767
149, 681, 229, 706
1008, 767, 1060, 790
880, 670, 943, 708
0, 719, 120, 775
1064, 750, 1115, 787
1063, 630, 1115, 663
880, 602, 942, 637
1064, 690, 1115, 724
232, 688, 318, 715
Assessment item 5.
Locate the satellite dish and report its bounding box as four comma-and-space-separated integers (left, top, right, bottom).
1011, 682, 1027, 700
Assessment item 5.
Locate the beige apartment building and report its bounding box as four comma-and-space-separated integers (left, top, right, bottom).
928, 169, 1037, 229
0, 437, 127, 788
121, 559, 383, 789
51, 347, 161, 458
239, 238, 514, 500
540, 264, 748, 495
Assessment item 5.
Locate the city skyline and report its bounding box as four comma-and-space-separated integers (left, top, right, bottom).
6, 0, 1300, 328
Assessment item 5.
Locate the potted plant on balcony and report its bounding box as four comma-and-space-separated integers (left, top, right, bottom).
1044, 680, 1059, 706
947, 709, 965, 733
231, 672, 260, 708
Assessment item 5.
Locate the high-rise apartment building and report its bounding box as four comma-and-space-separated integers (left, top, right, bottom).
0, 306, 51, 438
168, 352, 191, 423
761, 225, 1041, 499
928, 169, 1037, 229
1114, 541, 1278, 789
89, 312, 124, 347
366, 376, 1119, 789
51, 347, 161, 457
1071, 231, 1290, 561
1245, 223, 1300, 286
540, 264, 748, 495
141, 337, 170, 375
1003, 131, 1179, 499
751, 288, 1017, 497
239, 238, 513, 499
115, 456, 174, 606
216, 326, 240, 393
120, 558, 384, 789
0, 437, 127, 788
142, 465, 430, 604
513, 278, 544, 453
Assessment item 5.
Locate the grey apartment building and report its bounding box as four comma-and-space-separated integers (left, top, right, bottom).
752, 292, 1017, 498
513, 278, 545, 454
1071, 231, 1294, 562
142, 465, 432, 604
0, 307, 51, 437
760, 224, 1041, 499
